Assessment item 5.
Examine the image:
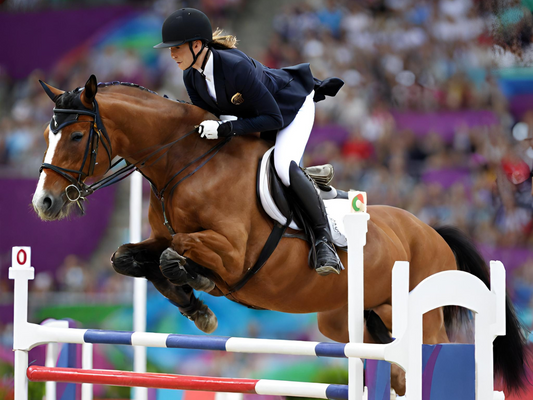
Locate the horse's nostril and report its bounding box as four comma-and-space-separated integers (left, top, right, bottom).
42, 196, 52, 211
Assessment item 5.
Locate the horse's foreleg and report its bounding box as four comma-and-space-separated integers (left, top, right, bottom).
111, 240, 218, 333
160, 230, 244, 292
149, 277, 218, 334
111, 239, 168, 278
159, 247, 216, 292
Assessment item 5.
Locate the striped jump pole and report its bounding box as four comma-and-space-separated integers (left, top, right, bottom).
27, 366, 348, 400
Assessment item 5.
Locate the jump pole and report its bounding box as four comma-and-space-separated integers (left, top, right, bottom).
27, 365, 349, 399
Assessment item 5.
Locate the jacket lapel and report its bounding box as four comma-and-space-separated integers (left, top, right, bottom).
212, 49, 231, 110
193, 69, 218, 110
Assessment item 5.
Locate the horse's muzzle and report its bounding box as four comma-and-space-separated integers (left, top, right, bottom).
32, 190, 67, 221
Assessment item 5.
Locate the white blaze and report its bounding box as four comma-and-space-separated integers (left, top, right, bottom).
32, 126, 62, 206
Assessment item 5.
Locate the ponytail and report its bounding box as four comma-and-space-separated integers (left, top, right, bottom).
209, 28, 238, 49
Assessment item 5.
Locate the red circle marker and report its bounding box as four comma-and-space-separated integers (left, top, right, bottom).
17, 249, 27, 266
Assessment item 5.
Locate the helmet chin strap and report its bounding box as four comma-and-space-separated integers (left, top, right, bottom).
186, 41, 207, 71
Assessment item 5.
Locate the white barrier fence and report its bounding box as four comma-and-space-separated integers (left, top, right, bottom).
10, 194, 506, 400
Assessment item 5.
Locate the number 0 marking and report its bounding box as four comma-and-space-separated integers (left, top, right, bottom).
17, 249, 27, 266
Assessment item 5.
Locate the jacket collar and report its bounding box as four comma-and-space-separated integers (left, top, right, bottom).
192, 48, 231, 111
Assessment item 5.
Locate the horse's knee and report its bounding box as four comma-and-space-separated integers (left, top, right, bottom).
160, 248, 215, 292
160, 248, 189, 285
111, 245, 148, 277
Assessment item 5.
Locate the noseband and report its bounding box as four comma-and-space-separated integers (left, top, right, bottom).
40, 99, 113, 213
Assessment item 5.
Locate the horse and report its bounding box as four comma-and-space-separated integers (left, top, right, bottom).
31, 75, 529, 395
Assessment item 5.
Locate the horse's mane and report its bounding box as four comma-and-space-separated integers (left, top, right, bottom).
97, 81, 191, 105
56, 81, 191, 109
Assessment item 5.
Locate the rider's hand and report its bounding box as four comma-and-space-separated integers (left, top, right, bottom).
198, 120, 233, 139
198, 120, 222, 139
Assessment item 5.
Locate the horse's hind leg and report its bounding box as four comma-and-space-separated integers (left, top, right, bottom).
423, 307, 450, 344
111, 240, 218, 333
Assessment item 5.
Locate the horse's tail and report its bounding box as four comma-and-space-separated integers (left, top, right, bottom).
435, 225, 530, 393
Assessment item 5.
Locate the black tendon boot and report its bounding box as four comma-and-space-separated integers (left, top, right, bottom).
289, 161, 342, 276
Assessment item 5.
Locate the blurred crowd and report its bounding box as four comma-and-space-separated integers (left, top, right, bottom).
1, 0, 533, 299
265, 0, 533, 249
1, 2, 533, 396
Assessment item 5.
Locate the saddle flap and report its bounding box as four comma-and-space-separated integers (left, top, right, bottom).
256, 146, 350, 247
256, 147, 298, 229
267, 152, 292, 221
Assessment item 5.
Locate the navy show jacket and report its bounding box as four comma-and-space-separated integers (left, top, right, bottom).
183, 47, 315, 136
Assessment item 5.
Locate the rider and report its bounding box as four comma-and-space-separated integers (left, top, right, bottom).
154, 8, 344, 276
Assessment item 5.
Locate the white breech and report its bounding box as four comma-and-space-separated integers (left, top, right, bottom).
274, 91, 315, 187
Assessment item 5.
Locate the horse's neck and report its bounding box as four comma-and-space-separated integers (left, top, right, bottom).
103, 93, 213, 189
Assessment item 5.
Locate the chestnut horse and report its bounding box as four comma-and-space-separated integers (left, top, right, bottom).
32, 75, 528, 395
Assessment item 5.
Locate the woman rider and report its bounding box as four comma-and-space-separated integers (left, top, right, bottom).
154, 8, 343, 276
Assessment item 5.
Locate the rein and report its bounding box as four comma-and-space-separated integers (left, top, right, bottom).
41, 98, 230, 219
156, 137, 231, 235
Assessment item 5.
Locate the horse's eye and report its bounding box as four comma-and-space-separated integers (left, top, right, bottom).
71, 132, 83, 142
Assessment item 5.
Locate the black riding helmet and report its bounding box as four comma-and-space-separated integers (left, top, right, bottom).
154, 8, 213, 70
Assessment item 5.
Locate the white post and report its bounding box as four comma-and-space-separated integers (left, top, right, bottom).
14, 351, 28, 400
344, 192, 370, 400
130, 171, 148, 400
43, 319, 69, 400
81, 343, 94, 400
45, 342, 58, 400
9, 247, 34, 400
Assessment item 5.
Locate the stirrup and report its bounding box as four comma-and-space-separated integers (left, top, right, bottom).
316, 265, 341, 276
314, 240, 341, 276
304, 164, 334, 186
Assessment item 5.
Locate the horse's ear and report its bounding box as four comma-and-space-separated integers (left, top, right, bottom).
80, 75, 98, 108
39, 80, 64, 102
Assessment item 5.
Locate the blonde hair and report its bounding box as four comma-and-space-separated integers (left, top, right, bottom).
210, 28, 238, 49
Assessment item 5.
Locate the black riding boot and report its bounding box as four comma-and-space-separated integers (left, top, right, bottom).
289, 161, 342, 276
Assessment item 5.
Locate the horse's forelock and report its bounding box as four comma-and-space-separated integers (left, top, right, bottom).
54, 89, 82, 110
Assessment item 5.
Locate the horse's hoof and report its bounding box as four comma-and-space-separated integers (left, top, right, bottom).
188, 275, 216, 292
160, 248, 188, 285
390, 364, 406, 396
160, 248, 186, 266
194, 305, 218, 334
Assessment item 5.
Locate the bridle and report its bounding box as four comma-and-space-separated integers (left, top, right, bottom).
41, 98, 113, 213
41, 91, 230, 219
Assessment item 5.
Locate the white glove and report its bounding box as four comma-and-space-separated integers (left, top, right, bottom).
198, 120, 222, 140
220, 115, 238, 122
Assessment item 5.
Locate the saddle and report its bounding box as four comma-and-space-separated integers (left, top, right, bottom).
256, 147, 349, 248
